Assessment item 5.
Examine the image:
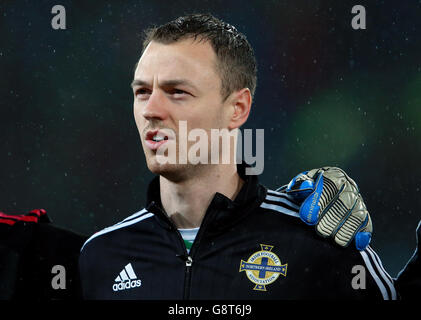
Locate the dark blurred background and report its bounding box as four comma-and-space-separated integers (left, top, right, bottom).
0, 0, 420, 277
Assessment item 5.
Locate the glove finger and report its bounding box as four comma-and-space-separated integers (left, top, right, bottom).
317, 172, 342, 214
333, 196, 369, 247
314, 171, 346, 237
285, 171, 314, 201
299, 172, 324, 225
316, 174, 355, 238
354, 213, 373, 250
286, 168, 323, 200
355, 231, 372, 251
316, 191, 348, 238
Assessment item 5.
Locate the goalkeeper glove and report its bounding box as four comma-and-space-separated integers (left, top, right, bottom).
285, 167, 372, 250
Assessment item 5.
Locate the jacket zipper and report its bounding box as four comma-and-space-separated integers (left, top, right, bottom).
172, 224, 195, 300
152, 201, 215, 300
173, 216, 212, 300
170, 224, 193, 300
181, 207, 215, 300
172, 225, 193, 300
183, 255, 193, 299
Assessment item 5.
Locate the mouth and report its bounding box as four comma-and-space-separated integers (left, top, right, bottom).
144, 129, 171, 151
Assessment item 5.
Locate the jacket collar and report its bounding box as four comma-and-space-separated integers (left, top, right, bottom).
145, 163, 267, 233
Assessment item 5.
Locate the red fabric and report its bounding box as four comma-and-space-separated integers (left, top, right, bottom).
0, 209, 47, 225
0, 218, 16, 226
0, 213, 38, 222
29, 209, 47, 217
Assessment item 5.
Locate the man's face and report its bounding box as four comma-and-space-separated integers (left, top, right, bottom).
132, 38, 230, 179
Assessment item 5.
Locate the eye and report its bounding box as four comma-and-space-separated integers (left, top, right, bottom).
170, 89, 189, 98
135, 88, 151, 99
172, 89, 187, 94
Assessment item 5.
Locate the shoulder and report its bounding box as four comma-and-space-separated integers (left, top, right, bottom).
259, 186, 397, 300
259, 187, 301, 219
80, 208, 154, 253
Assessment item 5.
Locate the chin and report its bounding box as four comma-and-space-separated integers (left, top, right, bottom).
146, 158, 180, 178
146, 160, 169, 175
146, 157, 197, 182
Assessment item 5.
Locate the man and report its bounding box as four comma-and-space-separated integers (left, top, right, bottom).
79, 13, 396, 299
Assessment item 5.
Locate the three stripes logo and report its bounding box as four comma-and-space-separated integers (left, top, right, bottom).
112, 263, 142, 292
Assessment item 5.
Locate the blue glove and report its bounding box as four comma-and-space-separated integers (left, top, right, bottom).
285, 167, 372, 250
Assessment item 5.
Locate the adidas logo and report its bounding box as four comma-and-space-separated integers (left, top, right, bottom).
112, 263, 142, 292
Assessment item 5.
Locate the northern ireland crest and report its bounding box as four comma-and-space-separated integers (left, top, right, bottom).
239, 244, 287, 291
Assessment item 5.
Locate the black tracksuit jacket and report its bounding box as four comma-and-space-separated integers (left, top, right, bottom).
79, 164, 397, 300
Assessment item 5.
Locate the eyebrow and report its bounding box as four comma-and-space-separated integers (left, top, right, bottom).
130, 79, 200, 92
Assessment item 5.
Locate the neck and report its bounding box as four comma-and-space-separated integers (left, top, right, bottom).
160, 164, 244, 229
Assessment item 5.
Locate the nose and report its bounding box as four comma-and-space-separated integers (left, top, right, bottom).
141, 90, 169, 122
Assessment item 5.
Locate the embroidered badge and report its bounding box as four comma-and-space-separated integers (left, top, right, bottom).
239, 244, 287, 291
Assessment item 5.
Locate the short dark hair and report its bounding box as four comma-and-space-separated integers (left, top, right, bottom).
141, 13, 257, 101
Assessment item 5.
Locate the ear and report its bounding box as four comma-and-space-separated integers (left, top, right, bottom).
226, 88, 252, 130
